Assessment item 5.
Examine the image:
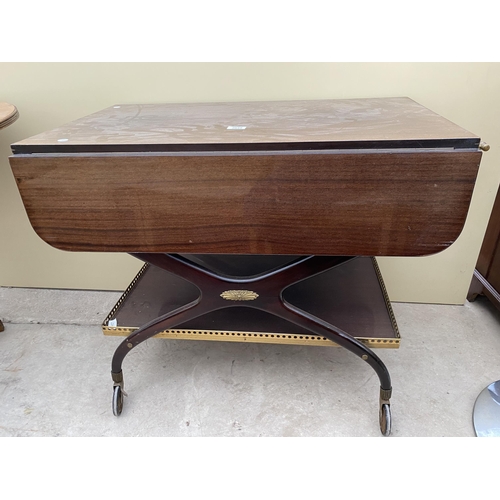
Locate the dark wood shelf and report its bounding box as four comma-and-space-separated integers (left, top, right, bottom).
103, 256, 400, 349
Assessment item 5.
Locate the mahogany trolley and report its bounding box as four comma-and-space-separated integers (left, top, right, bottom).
9, 98, 484, 435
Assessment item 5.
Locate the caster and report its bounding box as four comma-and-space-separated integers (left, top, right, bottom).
112, 385, 124, 416
379, 403, 391, 436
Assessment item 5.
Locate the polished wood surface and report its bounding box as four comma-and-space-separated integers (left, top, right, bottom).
11, 97, 478, 153
0, 102, 19, 129
476, 186, 500, 283
468, 184, 500, 309
109, 253, 392, 391
104, 257, 400, 347
10, 149, 481, 256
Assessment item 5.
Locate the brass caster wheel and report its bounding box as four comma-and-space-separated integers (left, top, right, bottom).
112, 385, 124, 416
379, 404, 392, 436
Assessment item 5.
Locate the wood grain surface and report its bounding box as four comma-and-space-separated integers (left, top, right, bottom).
107, 257, 399, 343
11, 98, 478, 153
10, 150, 481, 256
475, 185, 500, 297
0, 102, 19, 129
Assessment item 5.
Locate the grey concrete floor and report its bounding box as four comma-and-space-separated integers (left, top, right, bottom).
1, 285, 500, 437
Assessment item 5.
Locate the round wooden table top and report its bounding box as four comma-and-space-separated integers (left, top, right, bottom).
0, 102, 19, 130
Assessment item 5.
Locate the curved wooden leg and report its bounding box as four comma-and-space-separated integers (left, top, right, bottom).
113, 253, 393, 432
282, 300, 391, 389
110, 298, 215, 415
259, 297, 392, 435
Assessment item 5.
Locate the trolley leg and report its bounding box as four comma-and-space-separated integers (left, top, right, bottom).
110, 299, 212, 416
112, 253, 393, 434
261, 297, 392, 436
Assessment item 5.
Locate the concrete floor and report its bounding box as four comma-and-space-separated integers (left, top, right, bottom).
1, 285, 499, 437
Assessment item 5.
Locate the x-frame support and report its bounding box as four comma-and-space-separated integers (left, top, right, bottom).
110, 253, 392, 434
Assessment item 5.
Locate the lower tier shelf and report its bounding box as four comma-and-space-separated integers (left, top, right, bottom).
102, 256, 400, 348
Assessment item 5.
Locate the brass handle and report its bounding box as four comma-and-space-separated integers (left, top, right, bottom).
480, 141, 490, 152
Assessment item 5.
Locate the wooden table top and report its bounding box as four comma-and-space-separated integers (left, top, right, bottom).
0, 102, 19, 130
9, 97, 483, 256
11, 97, 478, 154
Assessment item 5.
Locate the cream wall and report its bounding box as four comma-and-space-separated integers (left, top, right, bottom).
0, 63, 499, 304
